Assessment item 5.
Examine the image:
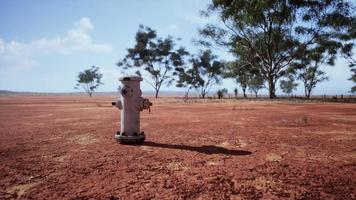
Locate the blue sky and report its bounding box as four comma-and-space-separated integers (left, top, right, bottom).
0, 0, 354, 95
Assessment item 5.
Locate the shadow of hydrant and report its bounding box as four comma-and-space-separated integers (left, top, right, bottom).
138, 141, 252, 156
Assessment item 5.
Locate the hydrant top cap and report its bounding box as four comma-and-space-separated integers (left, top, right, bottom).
119, 76, 143, 81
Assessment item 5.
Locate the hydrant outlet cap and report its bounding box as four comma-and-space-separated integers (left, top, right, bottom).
119, 76, 143, 81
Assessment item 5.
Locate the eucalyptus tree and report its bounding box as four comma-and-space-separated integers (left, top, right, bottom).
247, 73, 265, 98
217, 88, 228, 99
292, 45, 333, 98
75, 66, 103, 98
341, 43, 356, 68
176, 67, 195, 98
233, 88, 238, 98
224, 61, 250, 98
224, 50, 264, 98
298, 67, 328, 98
280, 76, 298, 96
199, 0, 355, 98
340, 19, 356, 93
118, 25, 189, 98
350, 69, 356, 93
176, 50, 225, 98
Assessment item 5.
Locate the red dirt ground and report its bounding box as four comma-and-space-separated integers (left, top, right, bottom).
0, 95, 355, 199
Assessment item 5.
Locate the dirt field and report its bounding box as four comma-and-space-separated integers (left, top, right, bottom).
0, 95, 355, 199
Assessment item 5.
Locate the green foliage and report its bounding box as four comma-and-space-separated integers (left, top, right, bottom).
118, 25, 189, 98
224, 61, 250, 98
176, 50, 224, 98
233, 88, 238, 97
224, 58, 264, 98
339, 8, 356, 66
349, 68, 356, 93
291, 44, 331, 98
298, 66, 328, 98
217, 88, 228, 99
339, 18, 356, 92
280, 76, 298, 95
75, 66, 103, 98
247, 73, 265, 97
200, 0, 355, 98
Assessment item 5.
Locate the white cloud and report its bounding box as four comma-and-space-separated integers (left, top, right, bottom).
0, 17, 112, 69
0, 38, 37, 69
32, 17, 112, 54
74, 17, 93, 31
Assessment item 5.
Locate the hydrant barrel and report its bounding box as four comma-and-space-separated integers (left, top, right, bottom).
120, 77, 142, 135
113, 76, 151, 143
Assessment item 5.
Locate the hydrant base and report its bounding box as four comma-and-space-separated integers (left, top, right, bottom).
115, 132, 145, 144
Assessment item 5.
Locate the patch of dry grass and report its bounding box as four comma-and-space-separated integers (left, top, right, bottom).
6, 181, 40, 199
68, 134, 98, 145
252, 176, 281, 192
265, 153, 283, 162
166, 161, 187, 171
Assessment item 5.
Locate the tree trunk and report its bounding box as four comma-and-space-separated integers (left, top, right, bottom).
304, 84, 311, 99
201, 93, 206, 99
184, 91, 189, 98
155, 89, 159, 98
268, 78, 276, 98
242, 88, 247, 98
306, 89, 311, 99
304, 85, 308, 98
255, 91, 258, 98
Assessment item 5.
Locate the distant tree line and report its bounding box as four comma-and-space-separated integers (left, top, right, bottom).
115, 0, 355, 99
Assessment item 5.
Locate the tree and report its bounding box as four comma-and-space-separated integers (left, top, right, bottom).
118, 25, 188, 98
200, 0, 355, 98
176, 67, 195, 98
224, 61, 250, 98
233, 88, 238, 98
280, 76, 298, 96
297, 66, 328, 98
350, 68, 356, 93
176, 50, 224, 98
292, 45, 332, 98
248, 73, 265, 98
75, 66, 103, 98
341, 43, 356, 68
342, 44, 356, 93
217, 88, 228, 99
339, 19, 356, 93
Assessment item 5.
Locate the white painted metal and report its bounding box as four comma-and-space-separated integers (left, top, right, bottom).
113, 76, 151, 143
120, 77, 142, 135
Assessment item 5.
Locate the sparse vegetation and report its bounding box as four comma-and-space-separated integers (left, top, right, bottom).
176, 50, 225, 98
280, 76, 298, 96
74, 66, 103, 98
199, 0, 356, 98
233, 88, 238, 98
217, 88, 228, 99
118, 25, 189, 98
247, 73, 265, 98
224, 60, 251, 98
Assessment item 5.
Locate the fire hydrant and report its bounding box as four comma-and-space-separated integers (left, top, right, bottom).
112, 76, 152, 143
